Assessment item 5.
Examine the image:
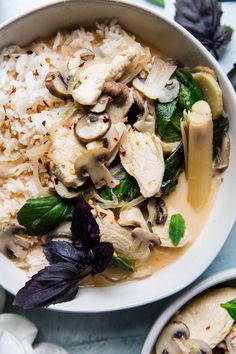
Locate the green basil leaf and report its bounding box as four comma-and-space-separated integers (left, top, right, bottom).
100, 169, 139, 203
17, 196, 73, 235
221, 298, 236, 321
156, 99, 182, 142
147, 0, 165, 8
111, 255, 135, 272
161, 144, 184, 196
168, 213, 186, 246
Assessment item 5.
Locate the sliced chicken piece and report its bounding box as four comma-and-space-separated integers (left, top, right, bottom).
119, 207, 148, 230
72, 46, 141, 105
119, 129, 164, 198
152, 207, 191, 248
49, 125, 86, 188
96, 206, 150, 261
173, 287, 236, 348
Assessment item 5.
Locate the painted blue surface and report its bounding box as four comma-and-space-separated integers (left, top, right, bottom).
1, 1, 236, 353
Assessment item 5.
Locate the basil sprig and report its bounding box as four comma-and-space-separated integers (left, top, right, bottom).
17, 196, 73, 235
221, 298, 236, 321
169, 214, 186, 246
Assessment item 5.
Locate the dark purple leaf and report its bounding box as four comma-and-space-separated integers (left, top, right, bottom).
228, 64, 236, 91
43, 241, 94, 269
92, 242, 114, 275
175, 0, 233, 58
14, 262, 81, 309
71, 196, 100, 250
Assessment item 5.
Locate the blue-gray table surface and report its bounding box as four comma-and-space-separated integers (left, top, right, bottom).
1, 1, 236, 353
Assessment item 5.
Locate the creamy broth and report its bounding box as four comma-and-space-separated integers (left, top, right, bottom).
82, 173, 222, 287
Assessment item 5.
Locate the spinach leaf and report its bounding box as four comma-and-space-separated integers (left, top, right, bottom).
111, 255, 135, 272
228, 63, 236, 91
161, 144, 185, 196
156, 99, 182, 142
100, 169, 140, 203
17, 196, 73, 236
213, 116, 229, 158
175, 0, 233, 59
221, 298, 236, 321
169, 214, 186, 246
173, 69, 204, 110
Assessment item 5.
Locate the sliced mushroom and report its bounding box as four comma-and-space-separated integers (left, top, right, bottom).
158, 79, 180, 103
147, 197, 168, 226
103, 81, 129, 103
90, 94, 110, 113
132, 227, 161, 247
0, 226, 37, 259
75, 112, 111, 142
45, 71, 72, 100
133, 89, 145, 110
215, 132, 230, 171
177, 338, 212, 354
42, 221, 72, 243
74, 147, 117, 189
133, 99, 156, 133
119, 207, 148, 230
54, 179, 81, 199
68, 48, 95, 71
155, 322, 190, 354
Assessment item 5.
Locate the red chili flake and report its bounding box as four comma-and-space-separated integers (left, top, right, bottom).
119, 146, 126, 156
28, 117, 33, 123
43, 100, 49, 107
114, 137, 118, 141
205, 325, 211, 330
99, 212, 107, 219
32, 69, 39, 78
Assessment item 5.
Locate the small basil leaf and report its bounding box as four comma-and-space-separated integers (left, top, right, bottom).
92, 242, 114, 275
156, 99, 182, 142
147, 0, 165, 7
71, 196, 100, 250
161, 144, 185, 196
14, 262, 81, 309
43, 241, 94, 268
228, 64, 236, 91
169, 214, 186, 246
221, 298, 236, 321
17, 196, 73, 236
213, 116, 229, 158
111, 255, 135, 272
175, 0, 233, 59
100, 169, 140, 203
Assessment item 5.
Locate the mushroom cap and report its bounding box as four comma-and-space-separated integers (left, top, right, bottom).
45, 71, 71, 100
147, 197, 168, 226
131, 227, 161, 247
155, 322, 190, 354
158, 79, 180, 103
75, 112, 111, 142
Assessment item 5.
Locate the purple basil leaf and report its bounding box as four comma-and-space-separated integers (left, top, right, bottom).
92, 242, 114, 275
43, 241, 94, 269
71, 195, 100, 250
228, 64, 236, 91
14, 262, 81, 309
175, 0, 233, 59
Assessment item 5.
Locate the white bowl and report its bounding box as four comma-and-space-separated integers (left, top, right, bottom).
142, 268, 236, 353
0, 0, 236, 313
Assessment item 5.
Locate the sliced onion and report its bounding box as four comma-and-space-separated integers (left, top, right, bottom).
32, 159, 50, 196
49, 103, 78, 140
25, 141, 50, 160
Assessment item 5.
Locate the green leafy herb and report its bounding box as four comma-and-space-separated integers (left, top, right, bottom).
213, 116, 229, 158
100, 169, 140, 203
221, 298, 236, 321
173, 69, 204, 110
156, 99, 182, 142
17, 196, 73, 235
228, 63, 236, 91
111, 255, 134, 272
161, 144, 185, 196
175, 0, 233, 59
169, 214, 186, 246
147, 0, 165, 8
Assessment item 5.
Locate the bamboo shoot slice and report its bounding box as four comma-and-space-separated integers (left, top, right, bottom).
182, 101, 213, 210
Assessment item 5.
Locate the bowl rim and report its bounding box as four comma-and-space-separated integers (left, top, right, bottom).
0, 0, 236, 313
141, 267, 236, 354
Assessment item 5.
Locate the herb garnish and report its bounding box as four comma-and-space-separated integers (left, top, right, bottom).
14, 196, 114, 309
175, 0, 233, 59
168, 214, 186, 246
111, 255, 135, 272
221, 298, 236, 321
17, 196, 73, 235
